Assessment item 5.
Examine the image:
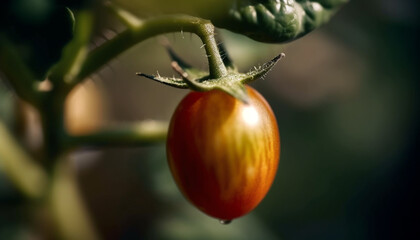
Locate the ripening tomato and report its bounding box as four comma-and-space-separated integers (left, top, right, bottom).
167, 86, 280, 221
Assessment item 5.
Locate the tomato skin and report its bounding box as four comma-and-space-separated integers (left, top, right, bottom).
167, 86, 280, 220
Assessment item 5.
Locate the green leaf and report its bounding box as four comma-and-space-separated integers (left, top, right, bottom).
213, 0, 348, 43
108, 0, 347, 43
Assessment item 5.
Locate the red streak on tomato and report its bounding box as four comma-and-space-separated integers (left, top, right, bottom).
167, 86, 280, 220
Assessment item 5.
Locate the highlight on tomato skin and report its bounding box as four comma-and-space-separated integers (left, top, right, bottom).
166, 86, 280, 222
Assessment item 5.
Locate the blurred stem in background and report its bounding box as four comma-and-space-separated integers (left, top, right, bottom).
65, 121, 168, 151
0, 1, 235, 239
0, 120, 47, 199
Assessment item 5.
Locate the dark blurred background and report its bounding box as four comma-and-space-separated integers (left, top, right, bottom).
1, 0, 419, 239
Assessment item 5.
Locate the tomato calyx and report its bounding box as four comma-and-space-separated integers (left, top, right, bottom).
137, 43, 284, 103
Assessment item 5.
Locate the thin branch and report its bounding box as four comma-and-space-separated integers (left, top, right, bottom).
48, 11, 94, 88
64, 120, 168, 149
0, 37, 41, 107
50, 157, 100, 240
74, 13, 227, 89
105, 1, 143, 29
0, 120, 48, 199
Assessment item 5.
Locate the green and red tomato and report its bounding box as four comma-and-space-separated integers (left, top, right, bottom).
167, 86, 280, 221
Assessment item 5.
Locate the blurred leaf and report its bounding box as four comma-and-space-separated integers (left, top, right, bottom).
58, 0, 93, 9
0, 0, 75, 81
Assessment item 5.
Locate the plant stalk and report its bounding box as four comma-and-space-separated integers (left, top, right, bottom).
75, 15, 227, 87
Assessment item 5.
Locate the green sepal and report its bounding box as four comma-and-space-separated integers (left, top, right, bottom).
137, 47, 284, 103
136, 72, 189, 89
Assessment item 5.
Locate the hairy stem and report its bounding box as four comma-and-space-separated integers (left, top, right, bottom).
75, 14, 227, 88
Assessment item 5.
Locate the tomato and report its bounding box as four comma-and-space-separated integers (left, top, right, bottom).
167, 86, 280, 221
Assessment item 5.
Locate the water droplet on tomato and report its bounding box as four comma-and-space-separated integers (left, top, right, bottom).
220, 219, 232, 225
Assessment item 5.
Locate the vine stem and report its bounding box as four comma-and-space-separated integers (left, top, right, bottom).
49, 156, 99, 240
0, 120, 48, 199
64, 120, 168, 150
74, 14, 227, 89
0, 37, 40, 108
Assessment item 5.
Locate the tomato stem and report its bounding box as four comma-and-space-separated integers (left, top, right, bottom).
75, 14, 228, 89
196, 22, 228, 78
